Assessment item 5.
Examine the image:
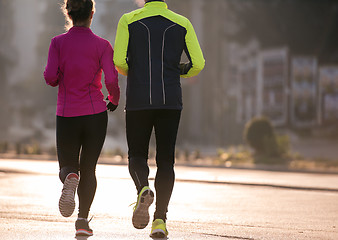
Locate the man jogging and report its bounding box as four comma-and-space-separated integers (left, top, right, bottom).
114, 0, 205, 238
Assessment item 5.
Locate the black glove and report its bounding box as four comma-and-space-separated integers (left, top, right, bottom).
107, 102, 118, 112
179, 62, 192, 75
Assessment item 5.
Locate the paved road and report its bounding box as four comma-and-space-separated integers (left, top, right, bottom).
0, 159, 338, 239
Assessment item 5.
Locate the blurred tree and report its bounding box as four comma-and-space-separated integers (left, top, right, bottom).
98, 1, 136, 135
244, 116, 278, 156
33, 0, 65, 108
37, 0, 65, 61
226, 0, 338, 64
9, 0, 65, 140
0, 0, 16, 140
99, 0, 131, 41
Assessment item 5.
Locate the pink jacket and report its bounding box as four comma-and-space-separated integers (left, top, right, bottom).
44, 26, 120, 117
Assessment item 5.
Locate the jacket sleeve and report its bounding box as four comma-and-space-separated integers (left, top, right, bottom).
43, 38, 61, 87
113, 14, 129, 76
101, 41, 120, 106
181, 19, 205, 78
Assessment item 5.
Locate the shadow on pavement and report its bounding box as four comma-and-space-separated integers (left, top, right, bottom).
75, 236, 90, 240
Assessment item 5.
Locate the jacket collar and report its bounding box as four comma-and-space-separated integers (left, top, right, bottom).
144, 1, 167, 9
69, 26, 92, 33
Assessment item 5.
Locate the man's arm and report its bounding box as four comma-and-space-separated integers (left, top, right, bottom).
113, 14, 129, 76
181, 19, 205, 78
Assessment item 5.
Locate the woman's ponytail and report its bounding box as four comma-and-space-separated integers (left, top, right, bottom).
61, 0, 95, 31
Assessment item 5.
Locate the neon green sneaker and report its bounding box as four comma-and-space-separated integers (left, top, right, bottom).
132, 186, 154, 229
150, 219, 168, 238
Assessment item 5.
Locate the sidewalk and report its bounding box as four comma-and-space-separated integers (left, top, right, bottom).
1, 158, 338, 240
1, 158, 337, 192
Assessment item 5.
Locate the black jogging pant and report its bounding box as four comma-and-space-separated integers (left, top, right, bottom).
56, 111, 107, 219
126, 109, 181, 221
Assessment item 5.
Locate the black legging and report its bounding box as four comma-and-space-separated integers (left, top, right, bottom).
57, 111, 107, 219
126, 109, 181, 221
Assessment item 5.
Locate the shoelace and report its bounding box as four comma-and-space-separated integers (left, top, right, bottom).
78, 216, 94, 223
129, 202, 137, 211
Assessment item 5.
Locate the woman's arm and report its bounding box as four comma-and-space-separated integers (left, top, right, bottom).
44, 38, 61, 87
101, 41, 120, 106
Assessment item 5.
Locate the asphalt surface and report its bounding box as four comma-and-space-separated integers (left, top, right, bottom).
0, 159, 338, 240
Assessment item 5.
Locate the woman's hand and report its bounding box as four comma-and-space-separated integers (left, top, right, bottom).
107, 102, 118, 112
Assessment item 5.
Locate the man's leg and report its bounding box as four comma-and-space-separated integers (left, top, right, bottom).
126, 110, 154, 193
153, 109, 181, 221
126, 110, 156, 229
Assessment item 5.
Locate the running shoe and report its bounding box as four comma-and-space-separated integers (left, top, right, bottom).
75, 218, 93, 236
59, 173, 79, 217
150, 219, 168, 238
132, 186, 154, 229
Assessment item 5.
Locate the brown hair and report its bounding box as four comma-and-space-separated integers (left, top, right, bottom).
62, 0, 95, 30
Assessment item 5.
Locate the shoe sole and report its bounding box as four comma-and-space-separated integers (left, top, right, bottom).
59, 174, 79, 217
150, 229, 167, 238
76, 229, 93, 237
132, 189, 154, 229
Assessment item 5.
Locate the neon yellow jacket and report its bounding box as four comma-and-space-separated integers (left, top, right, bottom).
114, 1, 205, 110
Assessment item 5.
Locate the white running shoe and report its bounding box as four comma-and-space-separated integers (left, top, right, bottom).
132, 186, 154, 229
59, 173, 79, 217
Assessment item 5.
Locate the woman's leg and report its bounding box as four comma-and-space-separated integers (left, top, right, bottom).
56, 115, 82, 217
153, 109, 181, 221
77, 111, 108, 219
56, 116, 82, 182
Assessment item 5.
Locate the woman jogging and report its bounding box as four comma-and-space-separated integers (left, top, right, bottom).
114, 0, 205, 238
44, 0, 120, 236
